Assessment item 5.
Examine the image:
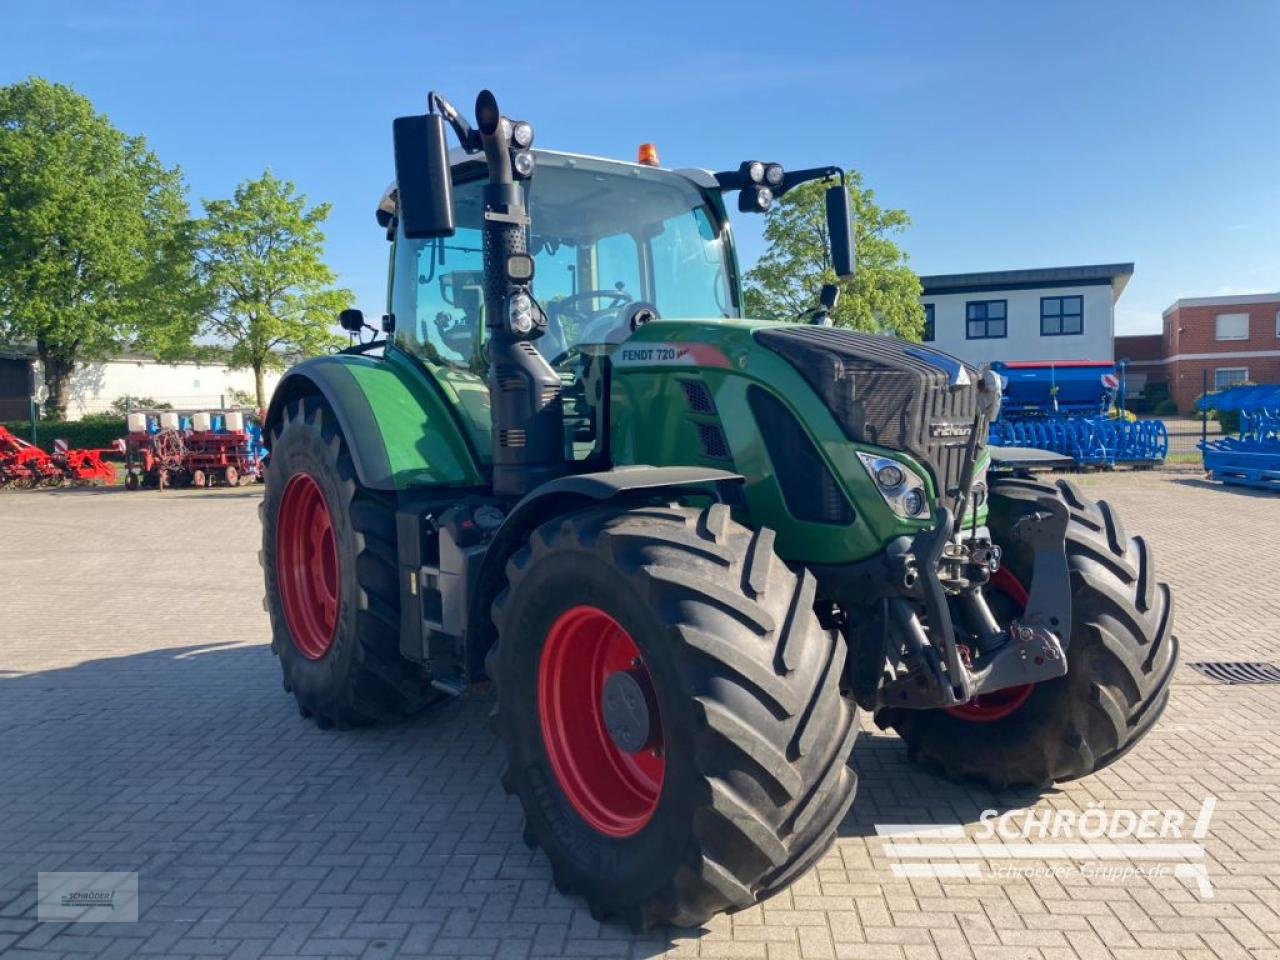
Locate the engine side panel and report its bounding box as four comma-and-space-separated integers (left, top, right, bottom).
609, 320, 937, 566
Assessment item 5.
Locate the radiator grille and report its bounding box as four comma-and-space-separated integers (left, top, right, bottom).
756, 327, 979, 508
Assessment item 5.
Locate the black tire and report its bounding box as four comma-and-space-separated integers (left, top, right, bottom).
877, 477, 1178, 789
260, 396, 435, 728
491, 502, 859, 929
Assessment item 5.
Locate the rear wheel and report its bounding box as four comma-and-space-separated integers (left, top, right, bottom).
260, 396, 436, 727
877, 477, 1178, 789
491, 503, 859, 929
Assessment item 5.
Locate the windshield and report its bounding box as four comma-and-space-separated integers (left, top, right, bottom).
393, 153, 737, 374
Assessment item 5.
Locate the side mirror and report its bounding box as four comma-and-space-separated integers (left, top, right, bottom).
825, 184, 855, 279
392, 114, 456, 240
339, 308, 365, 333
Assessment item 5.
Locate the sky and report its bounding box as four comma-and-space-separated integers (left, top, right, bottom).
3, 0, 1278, 336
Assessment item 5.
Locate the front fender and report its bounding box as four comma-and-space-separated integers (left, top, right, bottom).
265, 352, 485, 491
464, 466, 744, 681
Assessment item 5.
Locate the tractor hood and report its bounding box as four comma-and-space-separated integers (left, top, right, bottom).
753, 326, 982, 510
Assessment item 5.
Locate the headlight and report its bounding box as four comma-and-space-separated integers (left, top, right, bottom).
764, 163, 784, 186
858, 452, 932, 521
507, 291, 534, 335
511, 120, 534, 148
902, 488, 927, 517
875, 463, 905, 490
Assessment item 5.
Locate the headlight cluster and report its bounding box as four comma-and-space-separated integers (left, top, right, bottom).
857, 452, 931, 520
738, 160, 784, 213
506, 290, 539, 336
501, 117, 535, 179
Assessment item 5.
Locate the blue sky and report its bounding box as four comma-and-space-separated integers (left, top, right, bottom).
3, 1, 1278, 335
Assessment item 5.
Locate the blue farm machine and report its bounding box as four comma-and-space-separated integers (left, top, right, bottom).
987, 360, 1168, 469
1198, 384, 1280, 491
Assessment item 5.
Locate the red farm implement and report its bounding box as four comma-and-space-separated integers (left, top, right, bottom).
0, 426, 118, 489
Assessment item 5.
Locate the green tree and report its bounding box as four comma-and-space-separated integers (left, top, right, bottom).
743, 171, 924, 338
196, 170, 349, 410
0, 78, 200, 418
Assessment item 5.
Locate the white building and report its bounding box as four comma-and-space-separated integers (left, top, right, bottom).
62, 354, 283, 419
919, 264, 1133, 366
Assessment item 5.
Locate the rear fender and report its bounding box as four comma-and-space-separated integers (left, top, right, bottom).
264, 353, 485, 491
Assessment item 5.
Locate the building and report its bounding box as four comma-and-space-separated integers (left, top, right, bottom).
0, 348, 284, 420
919, 264, 1134, 368
1117, 293, 1280, 413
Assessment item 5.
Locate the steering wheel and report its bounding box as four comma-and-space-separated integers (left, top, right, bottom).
545, 289, 634, 365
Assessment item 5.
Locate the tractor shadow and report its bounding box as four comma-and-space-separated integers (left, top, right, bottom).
0, 644, 694, 956
0, 643, 1045, 958
843, 729, 1052, 840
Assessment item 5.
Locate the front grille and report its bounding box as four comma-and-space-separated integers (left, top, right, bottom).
748, 386, 854, 525
756, 327, 979, 509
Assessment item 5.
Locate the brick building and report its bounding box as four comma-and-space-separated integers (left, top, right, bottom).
1116, 292, 1280, 413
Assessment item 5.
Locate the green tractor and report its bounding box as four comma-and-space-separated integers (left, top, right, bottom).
260, 89, 1177, 928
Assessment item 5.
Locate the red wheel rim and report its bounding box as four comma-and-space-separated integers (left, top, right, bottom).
945, 566, 1036, 723
276, 473, 340, 660
538, 606, 665, 838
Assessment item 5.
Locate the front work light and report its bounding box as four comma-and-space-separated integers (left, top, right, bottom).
507, 291, 535, 335
512, 120, 534, 148
739, 184, 773, 213
513, 150, 536, 178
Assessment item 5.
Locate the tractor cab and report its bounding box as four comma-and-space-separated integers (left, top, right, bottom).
382, 151, 742, 464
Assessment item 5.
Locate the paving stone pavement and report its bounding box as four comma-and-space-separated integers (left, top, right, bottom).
1, 473, 1277, 960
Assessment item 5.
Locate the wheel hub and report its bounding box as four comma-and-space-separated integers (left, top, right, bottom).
601, 670, 655, 754
276, 472, 340, 661
537, 606, 665, 838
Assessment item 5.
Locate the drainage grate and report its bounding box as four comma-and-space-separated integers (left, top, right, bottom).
1189, 661, 1280, 684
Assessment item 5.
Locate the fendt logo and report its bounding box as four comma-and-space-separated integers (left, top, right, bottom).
929, 420, 973, 439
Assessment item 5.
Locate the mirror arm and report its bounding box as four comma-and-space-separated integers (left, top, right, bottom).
429, 90, 481, 153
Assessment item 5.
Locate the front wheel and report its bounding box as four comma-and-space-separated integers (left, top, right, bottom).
877, 477, 1178, 789
491, 503, 859, 929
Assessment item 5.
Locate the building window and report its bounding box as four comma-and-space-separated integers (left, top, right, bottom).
1214, 367, 1249, 389
922, 303, 935, 342
1215, 313, 1249, 341
1040, 295, 1083, 336
966, 300, 1006, 339
1275, 310, 1279, 339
